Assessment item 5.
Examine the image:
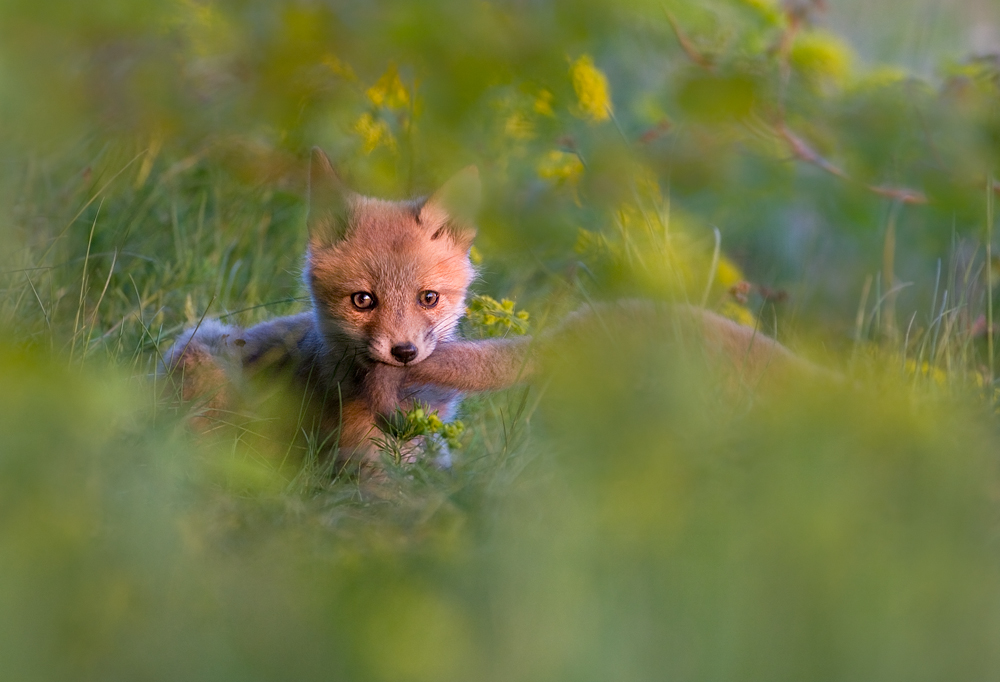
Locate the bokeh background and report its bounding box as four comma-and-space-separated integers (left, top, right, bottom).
2, 1, 1000, 680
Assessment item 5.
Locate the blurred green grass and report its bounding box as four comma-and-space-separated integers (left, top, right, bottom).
2, 0, 1000, 680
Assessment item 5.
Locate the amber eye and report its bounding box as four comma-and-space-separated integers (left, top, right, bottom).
351, 292, 376, 310
418, 290, 439, 308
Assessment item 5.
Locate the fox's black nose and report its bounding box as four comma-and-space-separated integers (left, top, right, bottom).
390, 343, 418, 364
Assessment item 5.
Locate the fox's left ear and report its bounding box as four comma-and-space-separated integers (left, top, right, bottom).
308, 147, 354, 245
419, 166, 481, 249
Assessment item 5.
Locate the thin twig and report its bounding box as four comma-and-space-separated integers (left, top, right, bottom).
663, 8, 714, 69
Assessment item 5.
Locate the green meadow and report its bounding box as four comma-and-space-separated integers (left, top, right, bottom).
3, 0, 1000, 679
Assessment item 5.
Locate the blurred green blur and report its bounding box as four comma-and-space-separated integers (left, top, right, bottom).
2, 0, 1000, 680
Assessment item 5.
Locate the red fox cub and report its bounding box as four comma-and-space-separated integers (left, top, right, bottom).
163, 147, 814, 473
163, 148, 500, 470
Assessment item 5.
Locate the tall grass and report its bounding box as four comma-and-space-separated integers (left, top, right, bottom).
2, 0, 1000, 679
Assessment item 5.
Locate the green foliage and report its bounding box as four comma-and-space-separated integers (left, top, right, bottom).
2, 0, 1000, 680
379, 403, 466, 453
465, 294, 531, 337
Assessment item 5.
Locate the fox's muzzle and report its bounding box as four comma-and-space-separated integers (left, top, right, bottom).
390, 343, 418, 364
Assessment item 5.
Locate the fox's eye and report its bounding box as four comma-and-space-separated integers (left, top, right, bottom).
351, 292, 376, 310
418, 290, 439, 308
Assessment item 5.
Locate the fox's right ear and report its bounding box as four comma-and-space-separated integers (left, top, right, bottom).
307, 147, 352, 245
419, 166, 481, 249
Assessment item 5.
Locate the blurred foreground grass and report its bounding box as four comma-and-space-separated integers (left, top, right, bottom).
3, 0, 1000, 679
3, 335, 1000, 681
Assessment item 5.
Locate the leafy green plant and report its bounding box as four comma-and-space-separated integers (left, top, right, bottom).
465, 294, 530, 338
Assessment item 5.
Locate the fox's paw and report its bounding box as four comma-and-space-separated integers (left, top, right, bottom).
160, 323, 241, 431
163, 342, 227, 402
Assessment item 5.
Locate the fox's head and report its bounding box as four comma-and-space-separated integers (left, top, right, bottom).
304, 148, 479, 366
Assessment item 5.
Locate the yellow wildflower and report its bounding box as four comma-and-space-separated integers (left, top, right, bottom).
533, 89, 555, 117
391, 403, 466, 449
790, 30, 854, 88
537, 150, 584, 184
353, 113, 396, 154
466, 295, 530, 337
570, 55, 612, 122
714, 256, 745, 289
504, 111, 535, 140
904, 359, 948, 386
366, 65, 410, 110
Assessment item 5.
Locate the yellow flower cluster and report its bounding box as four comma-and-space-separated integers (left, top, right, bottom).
353, 112, 396, 154
904, 359, 948, 386
570, 55, 612, 122
714, 256, 744, 289
791, 31, 854, 88
396, 404, 466, 449
497, 88, 553, 142
536, 150, 584, 184
466, 295, 530, 338
504, 111, 535, 140
366, 64, 410, 110
352, 65, 410, 155
533, 89, 555, 117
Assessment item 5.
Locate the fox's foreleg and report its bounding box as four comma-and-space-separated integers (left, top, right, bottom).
404, 337, 536, 393
362, 362, 408, 421
401, 302, 829, 396
361, 338, 534, 426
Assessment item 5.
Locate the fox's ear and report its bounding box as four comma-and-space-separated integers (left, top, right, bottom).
307, 147, 353, 244
419, 166, 480, 248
